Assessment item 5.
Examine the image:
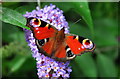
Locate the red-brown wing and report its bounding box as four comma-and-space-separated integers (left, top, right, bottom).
26, 17, 58, 57
36, 37, 67, 61
65, 35, 95, 56
26, 17, 58, 40
51, 35, 86, 61
65, 35, 86, 55
54, 43, 67, 58
35, 33, 95, 61
36, 38, 68, 61
36, 37, 55, 56
32, 26, 56, 40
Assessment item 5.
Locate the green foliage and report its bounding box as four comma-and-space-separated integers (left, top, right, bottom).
1, 2, 118, 79
2, 22, 25, 43
1, 41, 37, 77
1, 42, 30, 58
15, 4, 36, 15
72, 2, 94, 35
97, 53, 117, 77
1, 7, 29, 30
70, 53, 97, 77
94, 18, 118, 46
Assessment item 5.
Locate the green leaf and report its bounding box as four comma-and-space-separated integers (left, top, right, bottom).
1, 41, 31, 58
2, 22, 25, 43
94, 18, 118, 46
70, 53, 97, 77
72, 2, 94, 35
16, 57, 37, 77
8, 55, 27, 74
0, 7, 29, 30
15, 4, 36, 15
69, 22, 92, 38
97, 53, 117, 77
2, 2, 19, 7
98, 46, 118, 61
2, 41, 32, 75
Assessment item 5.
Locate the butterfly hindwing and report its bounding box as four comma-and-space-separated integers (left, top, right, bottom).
52, 43, 76, 61
53, 43, 67, 61
66, 35, 86, 55
66, 34, 95, 54
36, 37, 55, 56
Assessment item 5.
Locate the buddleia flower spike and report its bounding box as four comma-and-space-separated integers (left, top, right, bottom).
23, 4, 72, 78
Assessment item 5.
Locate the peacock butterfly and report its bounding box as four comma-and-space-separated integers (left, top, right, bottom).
26, 17, 95, 61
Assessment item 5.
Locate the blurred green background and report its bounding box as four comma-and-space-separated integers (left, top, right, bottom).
1, 2, 119, 79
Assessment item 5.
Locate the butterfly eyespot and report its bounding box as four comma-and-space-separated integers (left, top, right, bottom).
31, 18, 41, 27
65, 46, 76, 60
36, 38, 49, 47
82, 39, 93, 49
38, 39, 45, 46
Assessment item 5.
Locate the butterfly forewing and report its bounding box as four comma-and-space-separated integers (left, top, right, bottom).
26, 18, 58, 40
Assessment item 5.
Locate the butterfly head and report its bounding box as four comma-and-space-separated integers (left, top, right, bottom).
82, 38, 95, 51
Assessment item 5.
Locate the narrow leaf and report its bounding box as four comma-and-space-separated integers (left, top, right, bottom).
0, 7, 29, 30
70, 53, 97, 77
72, 2, 94, 35
8, 56, 27, 74
97, 53, 117, 77
15, 4, 36, 15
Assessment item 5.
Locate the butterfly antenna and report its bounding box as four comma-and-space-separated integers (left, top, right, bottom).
70, 18, 81, 27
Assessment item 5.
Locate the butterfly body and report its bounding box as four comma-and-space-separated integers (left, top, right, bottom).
26, 18, 95, 61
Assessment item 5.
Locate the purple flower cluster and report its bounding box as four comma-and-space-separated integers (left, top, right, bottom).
24, 4, 69, 33
23, 4, 72, 78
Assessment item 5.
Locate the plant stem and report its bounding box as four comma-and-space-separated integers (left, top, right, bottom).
37, 0, 41, 8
